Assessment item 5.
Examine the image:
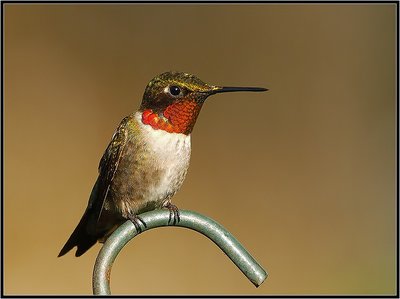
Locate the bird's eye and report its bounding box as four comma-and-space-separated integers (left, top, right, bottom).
169, 85, 181, 96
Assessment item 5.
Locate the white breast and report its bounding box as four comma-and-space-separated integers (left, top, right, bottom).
134, 112, 191, 204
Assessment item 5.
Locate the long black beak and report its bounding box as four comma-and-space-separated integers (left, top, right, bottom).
210, 86, 268, 95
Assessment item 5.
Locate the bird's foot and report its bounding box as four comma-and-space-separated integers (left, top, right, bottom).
164, 202, 180, 225
128, 214, 147, 233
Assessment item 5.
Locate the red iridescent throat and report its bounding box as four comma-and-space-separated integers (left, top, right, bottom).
141, 100, 202, 134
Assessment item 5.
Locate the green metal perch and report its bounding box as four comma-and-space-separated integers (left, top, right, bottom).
92, 209, 268, 295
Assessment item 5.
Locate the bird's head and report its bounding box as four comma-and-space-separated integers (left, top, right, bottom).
140, 71, 267, 135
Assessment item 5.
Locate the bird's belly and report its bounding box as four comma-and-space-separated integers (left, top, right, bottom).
143, 153, 189, 209
111, 116, 191, 217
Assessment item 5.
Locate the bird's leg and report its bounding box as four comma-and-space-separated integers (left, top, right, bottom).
163, 202, 180, 225
128, 214, 147, 233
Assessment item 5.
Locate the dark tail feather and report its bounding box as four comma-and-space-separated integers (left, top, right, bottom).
58, 211, 98, 257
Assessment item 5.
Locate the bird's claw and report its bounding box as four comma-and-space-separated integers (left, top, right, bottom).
164, 203, 180, 225
128, 214, 147, 233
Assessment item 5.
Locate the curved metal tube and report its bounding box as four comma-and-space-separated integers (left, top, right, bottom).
93, 209, 268, 295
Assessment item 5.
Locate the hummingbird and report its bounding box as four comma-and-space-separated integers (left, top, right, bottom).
58, 71, 267, 257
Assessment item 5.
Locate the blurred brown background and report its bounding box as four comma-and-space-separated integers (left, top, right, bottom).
4, 3, 396, 295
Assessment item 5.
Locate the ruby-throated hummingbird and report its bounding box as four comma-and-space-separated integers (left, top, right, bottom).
58, 71, 267, 257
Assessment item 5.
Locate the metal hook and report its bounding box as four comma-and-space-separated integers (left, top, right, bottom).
93, 209, 268, 295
